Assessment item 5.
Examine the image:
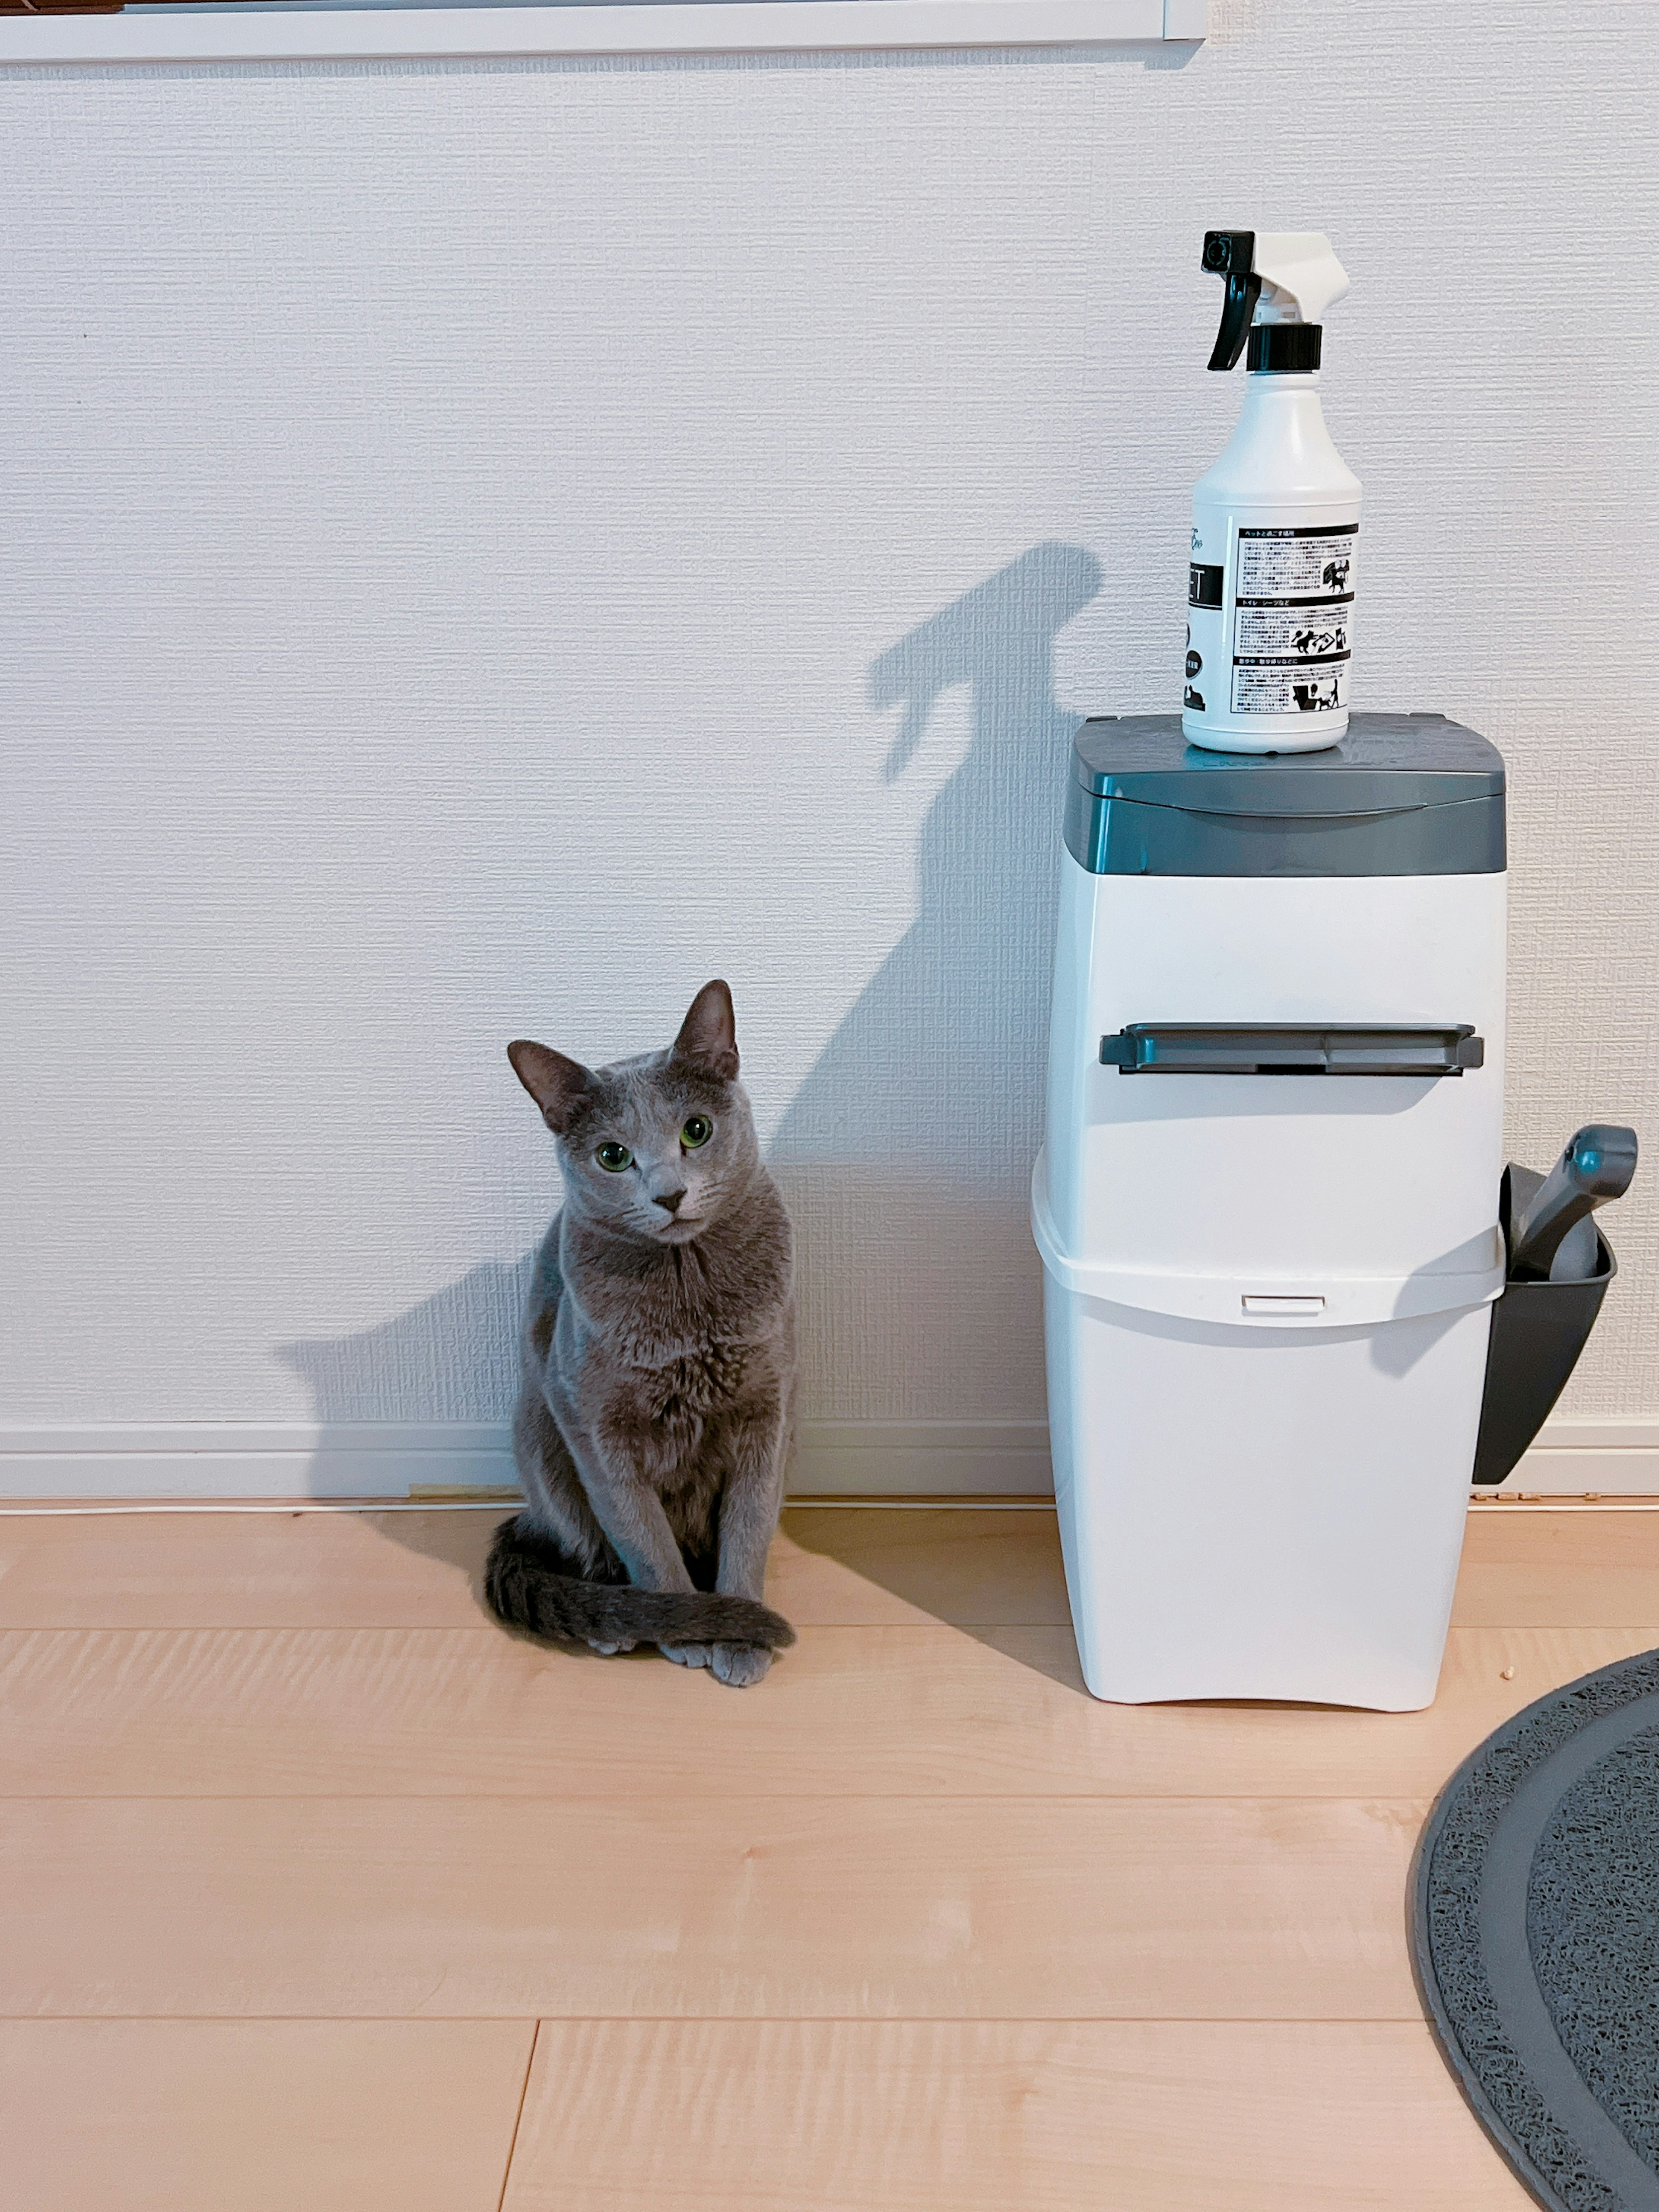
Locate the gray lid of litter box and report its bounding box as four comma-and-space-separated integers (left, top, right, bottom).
1065, 713, 1506, 877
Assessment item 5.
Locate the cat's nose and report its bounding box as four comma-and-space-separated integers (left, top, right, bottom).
654, 1188, 686, 1216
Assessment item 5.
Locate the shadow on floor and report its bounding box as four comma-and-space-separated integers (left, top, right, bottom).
354, 1504, 502, 1613
778, 1504, 1087, 1692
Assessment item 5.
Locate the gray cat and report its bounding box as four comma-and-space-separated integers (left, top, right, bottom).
484, 980, 797, 1688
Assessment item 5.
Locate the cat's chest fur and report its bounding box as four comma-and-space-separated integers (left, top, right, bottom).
550, 1201, 792, 1486
633, 1341, 753, 1423
611, 1341, 761, 1487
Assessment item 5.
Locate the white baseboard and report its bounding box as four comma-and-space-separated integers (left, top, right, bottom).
0, 1422, 518, 1503
0, 1418, 1052, 1500
0, 1416, 1655, 1501
1486, 1419, 1659, 1498
0, 0, 1202, 68
791, 1421, 1054, 1497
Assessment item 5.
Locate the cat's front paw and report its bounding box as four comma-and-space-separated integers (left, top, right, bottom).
660, 1642, 713, 1669
588, 1639, 634, 1656
711, 1643, 772, 1688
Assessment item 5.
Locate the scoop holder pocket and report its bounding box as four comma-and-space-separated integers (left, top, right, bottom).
1472, 1135, 1638, 1487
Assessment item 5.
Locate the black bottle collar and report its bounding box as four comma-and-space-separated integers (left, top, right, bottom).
1247, 323, 1323, 373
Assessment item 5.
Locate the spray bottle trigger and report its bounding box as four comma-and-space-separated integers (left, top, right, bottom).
1201, 232, 1260, 372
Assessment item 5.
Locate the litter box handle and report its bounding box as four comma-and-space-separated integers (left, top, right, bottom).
1099, 1023, 1484, 1077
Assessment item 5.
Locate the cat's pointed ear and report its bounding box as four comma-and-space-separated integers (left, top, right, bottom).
671, 979, 739, 1080
507, 1040, 594, 1135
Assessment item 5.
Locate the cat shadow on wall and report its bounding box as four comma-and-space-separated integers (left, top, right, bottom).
278, 1258, 531, 1433
276, 541, 1102, 1616
769, 539, 1103, 1426
276, 1259, 531, 1603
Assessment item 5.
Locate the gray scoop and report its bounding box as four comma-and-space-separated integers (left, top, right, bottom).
1509, 1125, 1638, 1282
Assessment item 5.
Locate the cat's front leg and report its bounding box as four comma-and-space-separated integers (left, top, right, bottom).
714, 1396, 788, 1602
554, 1407, 698, 1594
709, 1395, 789, 1688
549, 1398, 701, 1656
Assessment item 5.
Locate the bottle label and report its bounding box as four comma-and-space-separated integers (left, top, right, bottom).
1229, 522, 1357, 715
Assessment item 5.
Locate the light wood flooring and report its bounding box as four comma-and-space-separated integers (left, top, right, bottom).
2, 1500, 1653, 2209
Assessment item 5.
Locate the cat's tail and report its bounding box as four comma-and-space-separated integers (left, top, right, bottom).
483, 1516, 796, 1652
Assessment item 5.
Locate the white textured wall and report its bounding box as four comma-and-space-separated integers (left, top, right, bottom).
3, 0, 1656, 1438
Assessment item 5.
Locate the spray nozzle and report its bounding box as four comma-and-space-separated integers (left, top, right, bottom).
1202, 230, 1351, 371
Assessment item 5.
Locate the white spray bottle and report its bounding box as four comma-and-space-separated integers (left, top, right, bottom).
1183, 230, 1358, 754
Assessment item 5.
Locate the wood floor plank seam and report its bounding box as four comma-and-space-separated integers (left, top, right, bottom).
0, 1791, 1446, 1804
4, 1623, 1655, 1634
0, 1790, 1444, 1802
6, 1618, 1643, 1630
0, 2013, 1440, 2027
0, 1619, 1088, 1631
9, 1621, 1659, 1631
0, 2017, 549, 2025
496, 2020, 540, 2212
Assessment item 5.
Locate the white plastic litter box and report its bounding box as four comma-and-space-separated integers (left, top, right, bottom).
1032, 713, 1506, 1711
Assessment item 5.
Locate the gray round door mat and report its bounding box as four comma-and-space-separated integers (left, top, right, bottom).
1412, 1648, 1659, 2212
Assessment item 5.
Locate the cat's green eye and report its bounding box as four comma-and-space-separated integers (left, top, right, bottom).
595, 1142, 633, 1173
680, 1115, 714, 1150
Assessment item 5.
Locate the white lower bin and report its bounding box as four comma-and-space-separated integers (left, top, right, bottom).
1042, 1272, 1493, 1710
